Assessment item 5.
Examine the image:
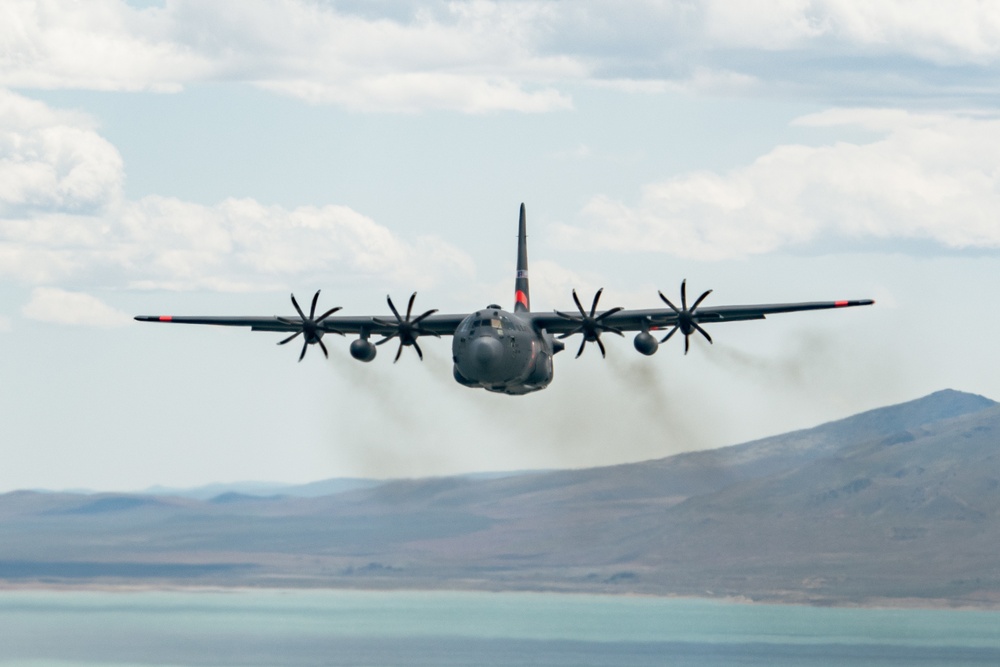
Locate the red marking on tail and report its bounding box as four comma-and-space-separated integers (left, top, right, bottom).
159, 316, 173, 321
834, 300, 849, 307
515, 290, 528, 308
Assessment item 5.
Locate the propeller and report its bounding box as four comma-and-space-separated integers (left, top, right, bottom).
373, 293, 439, 362
277, 290, 344, 361
554, 288, 624, 358
657, 279, 713, 354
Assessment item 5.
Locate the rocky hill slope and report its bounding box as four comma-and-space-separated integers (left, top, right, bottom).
2, 389, 997, 606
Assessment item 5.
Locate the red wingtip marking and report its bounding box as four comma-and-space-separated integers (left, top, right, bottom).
834, 300, 849, 307
515, 290, 528, 308
159, 316, 173, 322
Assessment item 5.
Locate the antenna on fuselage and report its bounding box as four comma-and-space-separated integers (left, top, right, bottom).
515, 203, 530, 313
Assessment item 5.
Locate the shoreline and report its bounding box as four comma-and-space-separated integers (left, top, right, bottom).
2, 582, 998, 611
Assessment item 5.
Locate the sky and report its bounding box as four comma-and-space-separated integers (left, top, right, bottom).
1, 0, 999, 492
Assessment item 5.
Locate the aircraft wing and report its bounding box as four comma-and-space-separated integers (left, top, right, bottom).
135, 291, 470, 361
526, 292, 873, 357
133, 312, 468, 337
528, 299, 875, 334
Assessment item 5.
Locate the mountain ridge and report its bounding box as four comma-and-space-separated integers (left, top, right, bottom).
2, 388, 998, 608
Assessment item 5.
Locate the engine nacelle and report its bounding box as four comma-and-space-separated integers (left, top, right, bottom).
349, 338, 377, 362
633, 331, 659, 356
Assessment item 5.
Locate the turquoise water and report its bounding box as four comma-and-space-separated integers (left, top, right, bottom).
0, 589, 998, 666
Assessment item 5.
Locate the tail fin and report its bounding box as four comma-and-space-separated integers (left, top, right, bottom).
514, 203, 530, 313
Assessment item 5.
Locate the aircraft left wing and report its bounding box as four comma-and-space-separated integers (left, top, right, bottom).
133, 313, 468, 336
135, 291, 468, 362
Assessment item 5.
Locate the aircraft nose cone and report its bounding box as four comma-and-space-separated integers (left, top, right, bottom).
470, 336, 503, 369
468, 336, 503, 381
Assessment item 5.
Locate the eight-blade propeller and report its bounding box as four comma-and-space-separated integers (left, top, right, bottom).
276, 291, 344, 361
373, 293, 440, 362
554, 288, 624, 358
658, 279, 713, 354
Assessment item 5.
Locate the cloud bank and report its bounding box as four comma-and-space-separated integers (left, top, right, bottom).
0, 89, 474, 291
3, 0, 999, 111
557, 109, 1000, 259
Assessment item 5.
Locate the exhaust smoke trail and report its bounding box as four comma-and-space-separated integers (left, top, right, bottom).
324, 344, 457, 479
605, 350, 715, 457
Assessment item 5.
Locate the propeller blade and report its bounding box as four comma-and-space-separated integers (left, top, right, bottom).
309, 290, 320, 319
691, 289, 713, 312
278, 331, 301, 345
386, 295, 402, 322
658, 281, 714, 353
376, 293, 438, 359
658, 291, 680, 314
604, 325, 626, 337
316, 306, 342, 322
291, 294, 307, 321
595, 306, 624, 322
410, 309, 439, 325
375, 333, 398, 345
278, 291, 344, 361
589, 288, 603, 317
559, 288, 625, 359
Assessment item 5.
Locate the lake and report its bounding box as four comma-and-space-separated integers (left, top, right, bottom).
1, 589, 998, 666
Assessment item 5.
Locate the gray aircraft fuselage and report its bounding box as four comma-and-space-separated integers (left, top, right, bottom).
451, 307, 557, 395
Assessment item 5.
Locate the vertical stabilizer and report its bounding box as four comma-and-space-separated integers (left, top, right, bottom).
514, 203, 530, 312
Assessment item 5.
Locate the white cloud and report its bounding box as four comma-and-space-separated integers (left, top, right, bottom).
0, 89, 475, 291
0, 315, 10, 332
1, 194, 476, 293
3, 1, 999, 111
1, 0, 578, 113
114, 196, 476, 291
557, 109, 1000, 259
21, 287, 132, 327
701, 0, 1000, 63
0, 90, 123, 213
0, 0, 212, 92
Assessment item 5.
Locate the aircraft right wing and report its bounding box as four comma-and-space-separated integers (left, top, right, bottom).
527, 283, 874, 356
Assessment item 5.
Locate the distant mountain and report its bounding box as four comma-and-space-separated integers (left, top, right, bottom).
140, 470, 546, 500
141, 478, 382, 500
2, 389, 998, 608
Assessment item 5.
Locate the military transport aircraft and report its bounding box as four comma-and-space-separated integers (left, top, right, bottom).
137, 204, 874, 395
